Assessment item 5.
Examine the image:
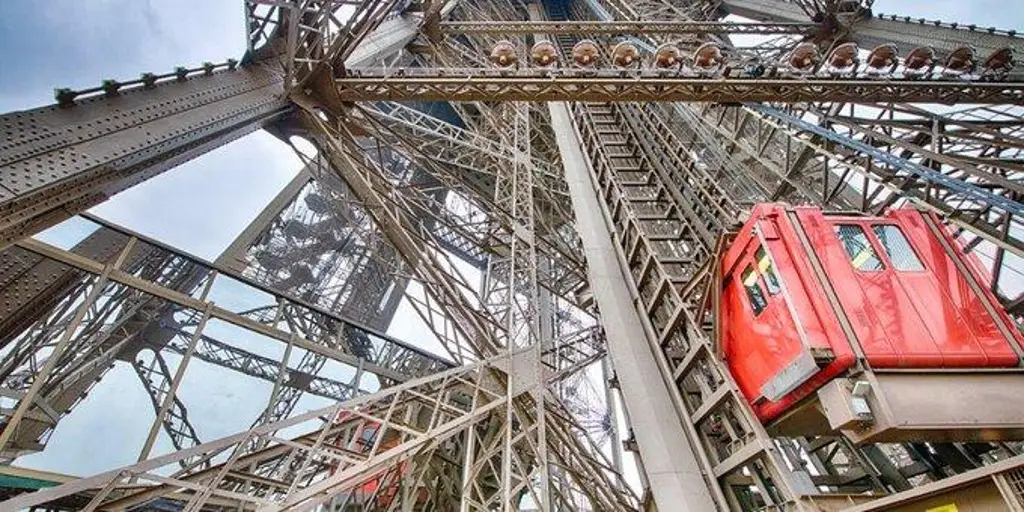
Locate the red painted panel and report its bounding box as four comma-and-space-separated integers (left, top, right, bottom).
892, 210, 1022, 365
720, 204, 856, 421
822, 211, 1020, 368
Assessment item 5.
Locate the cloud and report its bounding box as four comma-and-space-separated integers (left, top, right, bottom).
4, 0, 1024, 482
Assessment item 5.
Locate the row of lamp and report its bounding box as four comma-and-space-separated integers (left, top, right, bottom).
488, 39, 1016, 79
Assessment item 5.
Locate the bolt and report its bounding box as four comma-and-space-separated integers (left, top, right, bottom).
102, 79, 120, 96
175, 66, 189, 81
202, 61, 215, 75
140, 72, 157, 88
54, 88, 77, 107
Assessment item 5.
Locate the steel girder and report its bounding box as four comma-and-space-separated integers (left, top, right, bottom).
601, 0, 1024, 296
3, 0, 1024, 510
703, 2, 1024, 295
131, 347, 206, 467
1, 226, 448, 393
356, 105, 591, 311
0, 4, 624, 510
2, 348, 638, 511
0, 65, 288, 248
294, 105, 506, 362
272, 100, 635, 508
333, 69, 1024, 103
0, 217, 454, 474
721, 0, 1024, 55
0, 171, 423, 459
0, 228, 146, 346
0, 228, 457, 474
560, 0, 1024, 507
439, 19, 817, 35
218, 169, 409, 331
698, 103, 1024, 256
9, 225, 451, 383
244, 0, 414, 86
0, 228, 205, 459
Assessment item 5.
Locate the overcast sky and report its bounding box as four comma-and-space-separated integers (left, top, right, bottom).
3, 0, 1022, 257
1, 0, 1023, 481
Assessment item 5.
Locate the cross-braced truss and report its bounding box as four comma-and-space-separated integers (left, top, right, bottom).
2, 0, 1024, 510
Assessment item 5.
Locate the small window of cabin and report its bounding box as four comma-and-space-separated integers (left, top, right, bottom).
755, 246, 781, 295
872, 225, 925, 271
359, 426, 378, 447
742, 265, 768, 315
834, 224, 884, 271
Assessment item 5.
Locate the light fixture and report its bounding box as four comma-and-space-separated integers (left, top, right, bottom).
490, 40, 518, 68
982, 47, 1014, 79
653, 43, 683, 70
572, 40, 601, 68
943, 45, 977, 76
865, 44, 899, 75
692, 42, 724, 75
611, 42, 641, 68
787, 42, 820, 74
904, 46, 936, 77
531, 41, 559, 67
826, 42, 859, 75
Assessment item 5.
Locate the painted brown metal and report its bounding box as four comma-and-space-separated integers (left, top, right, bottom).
333, 72, 1024, 104
0, 67, 288, 248
439, 20, 817, 35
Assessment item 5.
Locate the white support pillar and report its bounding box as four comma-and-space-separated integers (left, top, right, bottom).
548, 102, 716, 511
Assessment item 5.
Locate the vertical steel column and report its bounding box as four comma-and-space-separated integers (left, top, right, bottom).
601, 356, 625, 474
548, 102, 716, 510
214, 169, 312, 273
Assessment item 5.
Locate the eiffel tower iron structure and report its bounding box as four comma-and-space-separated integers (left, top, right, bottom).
3, 0, 1024, 510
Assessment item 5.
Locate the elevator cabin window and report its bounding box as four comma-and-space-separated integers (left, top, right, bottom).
359, 426, 378, 448
834, 224, 884, 271
742, 265, 768, 315
755, 246, 781, 295
873, 224, 925, 271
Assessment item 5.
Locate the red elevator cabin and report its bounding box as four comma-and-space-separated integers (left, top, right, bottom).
719, 203, 1024, 443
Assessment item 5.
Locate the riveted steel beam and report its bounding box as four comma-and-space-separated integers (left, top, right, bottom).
334, 71, 1024, 104
439, 20, 817, 35
722, 0, 1024, 55
0, 66, 288, 248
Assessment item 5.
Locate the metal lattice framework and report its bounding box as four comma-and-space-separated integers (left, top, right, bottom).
2, 0, 1024, 510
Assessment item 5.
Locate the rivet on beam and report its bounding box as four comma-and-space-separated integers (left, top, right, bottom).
101, 79, 120, 97
54, 88, 77, 107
